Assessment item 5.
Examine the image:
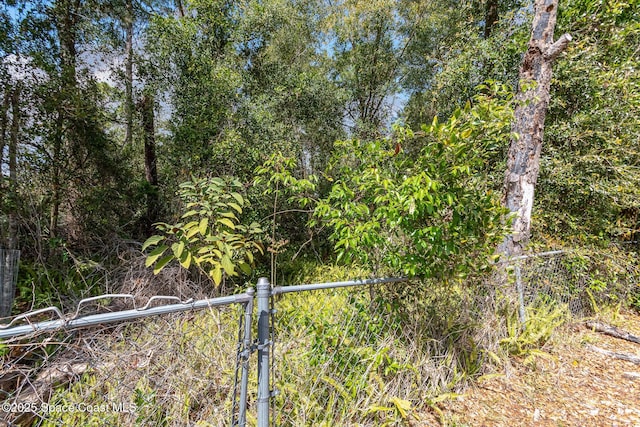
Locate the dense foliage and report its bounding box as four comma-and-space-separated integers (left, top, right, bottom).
1, 2, 638, 425
0, 0, 637, 304
313, 86, 513, 278
539, 0, 640, 242
142, 177, 264, 287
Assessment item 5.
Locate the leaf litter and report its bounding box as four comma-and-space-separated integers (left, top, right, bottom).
418, 310, 640, 426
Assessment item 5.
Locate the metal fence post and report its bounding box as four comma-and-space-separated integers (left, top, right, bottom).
515, 263, 527, 327
256, 277, 271, 427
238, 287, 254, 427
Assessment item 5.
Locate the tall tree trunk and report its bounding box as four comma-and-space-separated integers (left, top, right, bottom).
137, 94, 159, 231
354, 22, 387, 138
56, 0, 80, 87
124, 0, 134, 145
0, 89, 9, 169
499, 0, 571, 258
50, 114, 64, 239
8, 85, 21, 250
484, 0, 499, 38
0, 87, 9, 247
52, 0, 81, 240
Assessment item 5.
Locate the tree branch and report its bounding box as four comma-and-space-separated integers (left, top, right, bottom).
585, 321, 640, 345
586, 344, 640, 365
544, 33, 572, 61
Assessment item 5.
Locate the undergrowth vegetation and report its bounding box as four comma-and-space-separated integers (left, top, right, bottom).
42, 264, 504, 426
42, 309, 243, 427
272, 266, 487, 426
7, 246, 640, 426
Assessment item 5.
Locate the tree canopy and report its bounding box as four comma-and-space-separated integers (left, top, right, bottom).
0, 0, 638, 295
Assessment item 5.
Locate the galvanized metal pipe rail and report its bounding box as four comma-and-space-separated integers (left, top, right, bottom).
272, 276, 407, 295
1, 276, 408, 427
0, 292, 253, 339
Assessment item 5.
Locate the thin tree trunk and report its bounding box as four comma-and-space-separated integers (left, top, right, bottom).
0, 89, 9, 247
124, 0, 134, 145
57, 0, 79, 87
53, 0, 82, 241
50, 114, 64, 239
0, 89, 10, 170
47, 0, 81, 240
137, 94, 159, 230
176, 0, 186, 18
499, 0, 571, 258
484, 0, 499, 38
8, 85, 20, 250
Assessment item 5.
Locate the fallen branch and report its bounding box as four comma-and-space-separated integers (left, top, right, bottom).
585, 321, 640, 344
623, 372, 640, 381
585, 344, 640, 365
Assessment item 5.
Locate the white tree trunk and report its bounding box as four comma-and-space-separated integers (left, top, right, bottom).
499, 0, 571, 258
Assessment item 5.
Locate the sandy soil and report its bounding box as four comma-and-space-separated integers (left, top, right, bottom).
419, 310, 640, 426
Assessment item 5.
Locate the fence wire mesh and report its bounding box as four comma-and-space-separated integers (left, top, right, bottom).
270, 281, 475, 426
1, 248, 638, 427
511, 249, 640, 320
1, 303, 249, 427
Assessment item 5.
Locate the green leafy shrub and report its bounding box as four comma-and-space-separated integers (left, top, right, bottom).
143, 176, 264, 287
253, 153, 319, 284
14, 248, 105, 313
312, 84, 513, 279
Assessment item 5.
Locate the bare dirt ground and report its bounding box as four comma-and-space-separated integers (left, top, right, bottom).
421, 310, 640, 427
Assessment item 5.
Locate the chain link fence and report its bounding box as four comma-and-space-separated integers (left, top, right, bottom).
270, 277, 487, 426
272, 284, 419, 426
269, 249, 640, 425
509, 249, 640, 323
1, 248, 638, 426
1, 294, 252, 427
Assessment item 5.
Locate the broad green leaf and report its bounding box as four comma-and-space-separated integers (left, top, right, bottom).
142, 235, 165, 251
230, 192, 243, 205
238, 262, 251, 275
219, 211, 237, 219
172, 241, 185, 259
153, 255, 173, 275
221, 255, 235, 275
179, 252, 192, 269
198, 217, 209, 235
211, 266, 222, 285
217, 218, 236, 229
145, 245, 168, 267
183, 221, 199, 229
228, 202, 242, 213
186, 226, 200, 239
